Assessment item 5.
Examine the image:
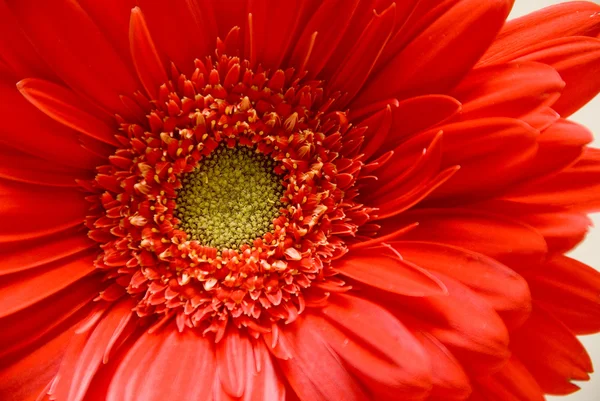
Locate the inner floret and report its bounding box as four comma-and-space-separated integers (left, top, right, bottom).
176, 144, 283, 249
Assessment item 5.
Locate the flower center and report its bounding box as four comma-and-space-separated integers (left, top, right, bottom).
176, 145, 283, 249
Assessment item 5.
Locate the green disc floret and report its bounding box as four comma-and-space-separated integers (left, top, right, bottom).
176, 144, 283, 249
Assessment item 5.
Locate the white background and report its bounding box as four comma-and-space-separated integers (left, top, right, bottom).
509, 1, 600, 400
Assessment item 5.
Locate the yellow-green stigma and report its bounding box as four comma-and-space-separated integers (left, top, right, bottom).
176, 145, 283, 249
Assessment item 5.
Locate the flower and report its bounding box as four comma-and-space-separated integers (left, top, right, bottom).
1, 0, 600, 400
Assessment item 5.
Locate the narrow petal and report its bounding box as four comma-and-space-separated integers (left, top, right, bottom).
0, 229, 93, 276
17, 78, 120, 146
504, 147, 600, 212
328, 3, 396, 105
5, 0, 140, 113
379, 208, 548, 266
451, 61, 565, 121
473, 357, 544, 401
136, 0, 214, 75
515, 36, 600, 117
0, 80, 102, 170
511, 306, 593, 395
415, 333, 471, 401
129, 7, 169, 99
0, 325, 77, 401
0, 1, 54, 79
393, 241, 531, 329
320, 294, 432, 400
388, 274, 510, 373
0, 253, 96, 318
334, 246, 447, 297
482, 2, 600, 64
356, 0, 513, 105
0, 276, 99, 359
276, 314, 370, 401
524, 256, 600, 335
51, 300, 134, 401
520, 119, 593, 182
247, 0, 317, 71
0, 147, 88, 188
289, 0, 361, 77
216, 328, 249, 398
0, 180, 88, 242
107, 327, 215, 401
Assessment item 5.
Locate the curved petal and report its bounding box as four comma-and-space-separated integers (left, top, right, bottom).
482, 2, 600, 65
515, 36, 600, 117
0, 80, 102, 170
107, 327, 215, 401
334, 246, 447, 297
129, 7, 169, 99
387, 274, 510, 373
378, 208, 548, 267
504, 147, 600, 212
473, 356, 544, 401
50, 300, 134, 401
17, 78, 120, 146
0, 253, 96, 318
524, 255, 600, 335
276, 314, 370, 401
392, 241, 531, 329
5, 0, 140, 113
356, 0, 513, 105
321, 294, 432, 400
0, 180, 89, 242
451, 61, 565, 121
511, 306, 593, 395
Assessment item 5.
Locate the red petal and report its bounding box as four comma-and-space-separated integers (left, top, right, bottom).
321, 294, 432, 400
473, 356, 544, 401
328, 3, 396, 105
17, 78, 119, 146
0, 275, 99, 359
335, 245, 447, 297
524, 255, 600, 335
0, 229, 93, 276
77, 0, 138, 68
136, 0, 214, 76
5, 0, 140, 113
0, 80, 101, 170
216, 328, 249, 398
243, 341, 285, 401
0, 180, 88, 242
0, 324, 76, 401
511, 306, 593, 395
107, 327, 215, 401
451, 61, 565, 120
129, 7, 169, 99
521, 119, 593, 182
482, 2, 600, 65
0, 253, 96, 318
51, 300, 134, 401
276, 315, 370, 401
415, 333, 471, 401
356, 0, 513, 105
515, 36, 600, 117
246, 0, 317, 71
388, 275, 510, 373
504, 147, 600, 212
0, 1, 54, 79
289, 0, 361, 77
0, 147, 88, 188
392, 241, 531, 330
378, 208, 548, 266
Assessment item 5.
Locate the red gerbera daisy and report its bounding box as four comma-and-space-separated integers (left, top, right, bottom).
1, 0, 600, 400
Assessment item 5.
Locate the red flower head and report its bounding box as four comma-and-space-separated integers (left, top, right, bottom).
1, 1, 600, 400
